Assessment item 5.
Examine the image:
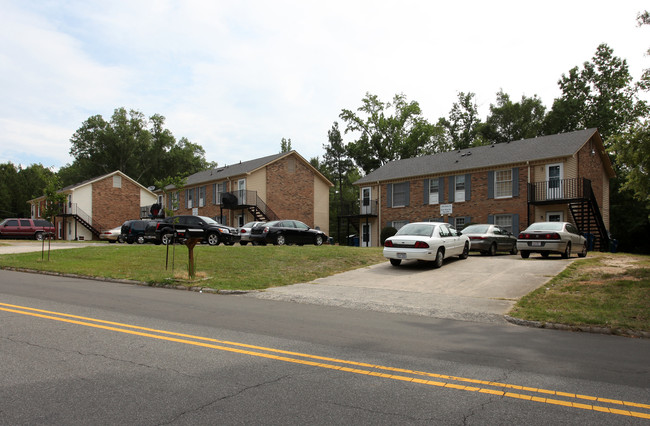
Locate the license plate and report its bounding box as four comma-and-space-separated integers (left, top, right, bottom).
397, 253, 407, 259
531, 241, 542, 247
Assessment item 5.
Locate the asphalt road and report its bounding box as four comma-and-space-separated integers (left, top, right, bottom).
1, 269, 649, 424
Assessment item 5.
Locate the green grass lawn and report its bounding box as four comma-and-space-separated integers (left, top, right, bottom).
0, 244, 386, 290
509, 252, 650, 333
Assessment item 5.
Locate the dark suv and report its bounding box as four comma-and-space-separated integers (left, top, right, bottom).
121, 219, 160, 244
150, 215, 240, 246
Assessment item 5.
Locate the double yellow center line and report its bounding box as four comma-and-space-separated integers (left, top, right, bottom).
1, 302, 648, 420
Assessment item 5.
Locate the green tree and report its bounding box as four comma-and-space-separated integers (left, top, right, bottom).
611, 121, 650, 208
543, 44, 647, 142
340, 92, 439, 174
64, 108, 213, 187
280, 138, 293, 153
479, 90, 546, 144
437, 92, 483, 150
0, 163, 56, 219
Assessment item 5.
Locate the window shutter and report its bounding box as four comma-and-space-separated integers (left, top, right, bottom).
387, 184, 392, 207
465, 173, 471, 201
465, 216, 471, 225
439, 177, 445, 203
513, 214, 520, 234
405, 182, 410, 206
487, 171, 494, 199
512, 167, 519, 197
488, 214, 494, 224
448, 176, 455, 203
185, 189, 189, 208
423, 179, 429, 204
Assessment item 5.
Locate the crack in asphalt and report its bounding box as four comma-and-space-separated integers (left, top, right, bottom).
157, 375, 291, 425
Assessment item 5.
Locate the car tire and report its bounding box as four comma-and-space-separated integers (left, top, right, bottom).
578, 243, 587, 258
562, 242, 571, 259
136, 236, 145, 244
314, 235, 323, 246
433, 248, 444, 268
541, 252, 550, 258
459, 242, 469, 259
109, 240, 116, 244
275, 234, 286, 246
520, 251, 530, 259
510, 246, 518, 255
161, 233, 173, 245
126, 237, 134, 244
488, 242, 497, 256
240, 241, 248, 246
390, 258, 401, 266
35, 232, 43, 241
207, 232, 220, 246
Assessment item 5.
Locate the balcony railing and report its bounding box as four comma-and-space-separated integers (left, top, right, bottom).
340, 200, 379, 217
528, 178, 590, 204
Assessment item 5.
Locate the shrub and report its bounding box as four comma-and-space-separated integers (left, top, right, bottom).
380, 226, 397, 245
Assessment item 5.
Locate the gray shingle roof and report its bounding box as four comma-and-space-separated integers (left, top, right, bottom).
355, 129, 599, 184
182, 152, 288, 187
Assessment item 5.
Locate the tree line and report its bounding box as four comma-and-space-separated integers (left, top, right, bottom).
1, 14, 648, 252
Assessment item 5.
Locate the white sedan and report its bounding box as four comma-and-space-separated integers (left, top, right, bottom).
383, 222, 470, 268
517, 221, 587, 259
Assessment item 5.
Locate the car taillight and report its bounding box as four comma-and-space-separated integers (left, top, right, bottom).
546, 233, 561, 240
384, 240, 394, 247
241, 229, 247, 234
469, 236, 485, 240
414, 241, 429, 249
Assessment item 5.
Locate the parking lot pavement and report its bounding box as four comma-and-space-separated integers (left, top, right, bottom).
248, 254, 573, 323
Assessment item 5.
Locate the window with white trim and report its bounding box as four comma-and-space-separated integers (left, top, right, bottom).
213, 182, 226, 204
495, 214, 512, 233
429, 179, 439, 204
198, 186, 206, 207
455, 175, 465, 202
186, 188, 194, 209
495, 169, 513, 198
454, 217, 466, 229
392, 183, 408, 207
171, 192, 179, 210
391, 220, 408, 230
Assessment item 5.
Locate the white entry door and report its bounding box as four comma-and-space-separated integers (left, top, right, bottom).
546, 211, 564, 222
238, 179, 246, 204
361, 187, 372, 214
546, 163, 563, 200
361, 223, 371, 247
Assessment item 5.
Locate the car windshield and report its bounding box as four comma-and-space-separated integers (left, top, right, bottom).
462, 225, 489, 234
395, 223, 435, 237
526, 222, 563, 231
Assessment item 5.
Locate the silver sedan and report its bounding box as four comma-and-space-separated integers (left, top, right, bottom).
517, 222, 587, 259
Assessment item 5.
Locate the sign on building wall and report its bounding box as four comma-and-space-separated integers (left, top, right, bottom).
440, 204, 453, 215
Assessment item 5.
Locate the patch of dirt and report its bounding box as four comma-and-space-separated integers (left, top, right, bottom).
584, 254, 643, 277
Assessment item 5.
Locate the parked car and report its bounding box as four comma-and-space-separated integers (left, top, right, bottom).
121, 220, 157, 244
461, 224, 518, 255
249, 220, 327, 246
517, 221, 587, 259
383, 222, 470, 268
0, 218, 54, 240
99, 226, 124, 243
150, 215, 240, 246
238, 221, 265, 245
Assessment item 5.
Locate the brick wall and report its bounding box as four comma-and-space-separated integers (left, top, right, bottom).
267, 155, 315, 227
576, 137, 606, 208
382, 168, 528, 232
92, 175, 142, 231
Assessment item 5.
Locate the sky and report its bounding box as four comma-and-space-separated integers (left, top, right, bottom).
1, 1, 648, 171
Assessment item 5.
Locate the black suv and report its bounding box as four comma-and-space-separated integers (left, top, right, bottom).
150, 215, 240, 246
121, 219, 160, 244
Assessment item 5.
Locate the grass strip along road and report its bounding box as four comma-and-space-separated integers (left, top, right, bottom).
2, 301, 648, 420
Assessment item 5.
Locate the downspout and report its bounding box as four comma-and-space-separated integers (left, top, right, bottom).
377, 181, 381, 247
526, 161, 531, 227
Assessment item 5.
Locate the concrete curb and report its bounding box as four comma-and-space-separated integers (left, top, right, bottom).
504, 315, 650, 339
0, 266, 258, 295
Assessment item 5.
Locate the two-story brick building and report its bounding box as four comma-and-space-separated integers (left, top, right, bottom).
158, 151, 333, 235
351, 129, 614, 250
29, 171, 158, 240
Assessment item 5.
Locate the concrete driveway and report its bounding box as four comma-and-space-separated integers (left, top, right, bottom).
248, 254, 573, 323
0, 240, 105, 254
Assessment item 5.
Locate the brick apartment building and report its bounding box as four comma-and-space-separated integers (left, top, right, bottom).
157, 151, 333, 235
29, 171, 157, 240
350, 129, 614, 249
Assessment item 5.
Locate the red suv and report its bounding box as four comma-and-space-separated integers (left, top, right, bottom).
0, 218, 55, 240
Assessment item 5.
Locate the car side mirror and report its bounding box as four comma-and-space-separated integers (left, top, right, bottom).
457, 231, 462, 236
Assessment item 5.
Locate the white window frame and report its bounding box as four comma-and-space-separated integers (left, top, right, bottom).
429, 179, 439, 205
171, 192, 179, 211
198, 186, 206, 207
392, 183, 408, 207
454, 217, 466, 229
495, 169, 513, 199
391, 220, 408, 230
455, 175, 465, 203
